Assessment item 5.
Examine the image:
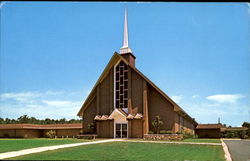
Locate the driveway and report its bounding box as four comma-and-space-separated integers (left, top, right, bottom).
223, 140, 250, 161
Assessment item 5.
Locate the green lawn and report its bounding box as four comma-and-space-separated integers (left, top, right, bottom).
0, 138, 90, 153
182, 138, 221, 143
10, 142, 225, 160
126, 138, 221, 143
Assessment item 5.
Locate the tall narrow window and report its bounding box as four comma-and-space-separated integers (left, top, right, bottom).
114, 61, 128, 110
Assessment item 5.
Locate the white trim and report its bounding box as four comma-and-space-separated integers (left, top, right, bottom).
113, 59, 122, 110
114, 121, 116, 138
109, 109, 127, 119
114, 122, 128, 139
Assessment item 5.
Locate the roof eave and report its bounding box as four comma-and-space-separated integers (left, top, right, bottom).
77, 52, 121, 117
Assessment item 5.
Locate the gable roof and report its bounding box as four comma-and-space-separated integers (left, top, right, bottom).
77, 52, 197, 125
108, 108, 127, 119
196, 124, 224, 129
77, 53, 120, 116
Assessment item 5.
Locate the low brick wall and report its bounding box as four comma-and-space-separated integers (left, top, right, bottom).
144, 134, 183, 141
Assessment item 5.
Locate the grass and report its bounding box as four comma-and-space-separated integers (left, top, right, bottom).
10, 142, 225, 160
0, 138, 91, 153
125, 138, 221, 143
182, 138, 221, 143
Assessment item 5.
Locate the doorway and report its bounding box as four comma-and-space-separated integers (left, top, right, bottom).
115, 123, 127, 138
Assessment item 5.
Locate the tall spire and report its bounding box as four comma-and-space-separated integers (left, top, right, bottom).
120, 8, 132, 54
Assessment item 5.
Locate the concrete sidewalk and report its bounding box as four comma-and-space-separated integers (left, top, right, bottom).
0, 139, 121, 159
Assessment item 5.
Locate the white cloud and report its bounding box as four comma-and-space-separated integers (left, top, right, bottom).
0, 91, 65, 102
180, 100, 249, 126
0, 92, 41, 102
206, 94, 245, 104
0, 90, 86, 119
192, 94, 199, 99
170, 95, 183, 104
42, 100, 81, 107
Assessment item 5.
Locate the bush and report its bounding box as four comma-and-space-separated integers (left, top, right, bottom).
183, 131, 196, 139
148, 131, 154, 134
160, 130, 173, 134
225, 131, 237, 138
152, 116, 163, 134
222, 130, 248, 138
87, 122, 96, 134
239, 130, 247, 139
45, 130, 56, 138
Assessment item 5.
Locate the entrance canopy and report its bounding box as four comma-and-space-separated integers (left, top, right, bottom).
94, 108, 143, 122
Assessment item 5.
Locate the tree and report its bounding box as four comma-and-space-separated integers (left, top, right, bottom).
45, 130, 56, 138
152, 116, 163, 134
0, 118, 4, 124
0, 115, 82, 124
17, 115, 30, 123
59, 118, 66, 124
87, 122, 96, 134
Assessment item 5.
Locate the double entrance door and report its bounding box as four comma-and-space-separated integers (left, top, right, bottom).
115, 123, 127, 138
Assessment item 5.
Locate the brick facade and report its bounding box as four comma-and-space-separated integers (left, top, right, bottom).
78, 53, 197, 138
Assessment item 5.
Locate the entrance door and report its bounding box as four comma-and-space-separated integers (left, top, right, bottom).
115, 123, 127, 138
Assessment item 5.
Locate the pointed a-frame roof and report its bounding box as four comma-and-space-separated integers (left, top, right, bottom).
108, 108, 127, 120
77, 52, 197, 125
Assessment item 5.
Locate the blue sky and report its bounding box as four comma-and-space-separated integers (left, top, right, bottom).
0, 2, 249, 126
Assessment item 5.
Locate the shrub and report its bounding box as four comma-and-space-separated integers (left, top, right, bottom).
239, 130, 247, 139
148, 131, 154, 134
87, 122, 96, 134
183, 131, 196, 139
152, 116, 163, 134
223, 130, 247, 138
45, 130, 56, 138
160, 130, 173, 134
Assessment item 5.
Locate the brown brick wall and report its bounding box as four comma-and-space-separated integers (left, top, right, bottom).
195, 129, 221, 138
174, 115, 195, 134
0, 129, 16, 137
42, 129, 81, 137
97, 120, 113, 138
100, 69, 113, 115
83, 97, 97, 133
148, 85, 175, 132
56, 129, 80, 137
129, 119, 143, 138
0, 129, 42, 138
174, 113, 180, 133
131, 69, 143, 114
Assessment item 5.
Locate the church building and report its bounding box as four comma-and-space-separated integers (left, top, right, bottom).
77, 9, 197, 138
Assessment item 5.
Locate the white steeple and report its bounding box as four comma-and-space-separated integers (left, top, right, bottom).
120, 8, 132, 54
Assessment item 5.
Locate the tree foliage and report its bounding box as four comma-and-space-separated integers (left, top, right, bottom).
0, 115, 81, 124
87, 122, 96, 134
152, 116, 163, 134
45, 130, 56, 138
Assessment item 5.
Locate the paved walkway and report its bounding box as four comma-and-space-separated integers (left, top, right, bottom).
0, 139, 121, 159
223, 139, 250, 161
0, 139, 222, 159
